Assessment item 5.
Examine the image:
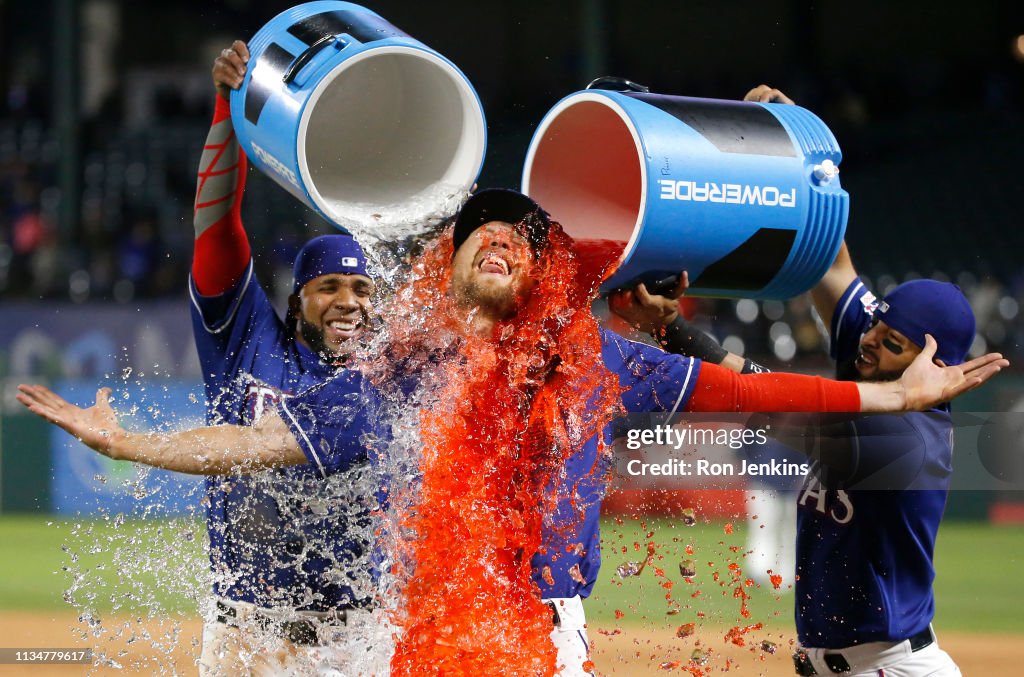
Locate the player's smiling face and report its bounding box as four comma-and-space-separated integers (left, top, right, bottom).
855, 317, 921, 381
294, 273, 374, 356
450, 221, 537, 321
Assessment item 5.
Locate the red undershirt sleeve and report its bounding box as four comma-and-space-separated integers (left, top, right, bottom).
191, 93, 251, 296
684, 361, 861, 413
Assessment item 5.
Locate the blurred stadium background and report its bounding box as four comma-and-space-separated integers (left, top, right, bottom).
0, 1, 1023, 673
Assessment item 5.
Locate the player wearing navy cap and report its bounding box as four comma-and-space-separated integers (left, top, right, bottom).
790, 242, 972, 676
613, 261, 977, 677
606, 82, 981, 677
18, 190, 1005, 676
188, 41, 388, 676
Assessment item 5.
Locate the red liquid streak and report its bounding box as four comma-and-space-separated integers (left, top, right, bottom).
724, 623, 764, 647
572, 238, 625, 295
382, 225, 623, 675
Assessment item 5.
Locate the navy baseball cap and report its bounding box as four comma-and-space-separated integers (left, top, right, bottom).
292, 235, 369, 293
874, 279, 976, 365
452, 189, 551, 254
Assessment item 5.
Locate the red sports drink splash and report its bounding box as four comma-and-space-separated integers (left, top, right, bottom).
377, 223, 623, 675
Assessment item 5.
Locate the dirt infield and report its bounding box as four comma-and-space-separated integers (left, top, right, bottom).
589, 625, 1014, 675
0, 612, 201, 676
0, 610, 1013, 675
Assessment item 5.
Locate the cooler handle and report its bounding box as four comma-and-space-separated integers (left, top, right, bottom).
586, 76, 650, 93
283, 34, 345, 85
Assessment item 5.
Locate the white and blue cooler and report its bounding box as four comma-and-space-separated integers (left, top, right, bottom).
522, 82, 849, 299
231, 1, 487, 233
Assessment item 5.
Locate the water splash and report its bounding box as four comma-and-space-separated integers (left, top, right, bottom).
324, 182, 468, 248
53, 372, 388, 675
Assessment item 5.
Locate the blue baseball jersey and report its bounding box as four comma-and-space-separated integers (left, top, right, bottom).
281, 326, 702, 600
794, 277, 953, 647
190, 262, 377, 611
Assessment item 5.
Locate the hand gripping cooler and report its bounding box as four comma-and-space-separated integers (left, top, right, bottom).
231, 2, 487, 231
522, 84, 849, 299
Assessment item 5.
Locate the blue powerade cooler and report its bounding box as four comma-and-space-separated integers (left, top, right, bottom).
231, 2, 487, 231
522, 83, 849, 299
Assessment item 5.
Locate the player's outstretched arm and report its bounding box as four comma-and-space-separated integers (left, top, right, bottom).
685, 337, 1007, 414
16, 384, 305, 475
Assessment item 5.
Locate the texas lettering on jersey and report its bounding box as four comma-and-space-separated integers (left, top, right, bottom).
798, 475, 854, 525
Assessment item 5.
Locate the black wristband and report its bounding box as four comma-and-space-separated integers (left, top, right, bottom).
657, 316, 728, 364
741, 358, 771, 374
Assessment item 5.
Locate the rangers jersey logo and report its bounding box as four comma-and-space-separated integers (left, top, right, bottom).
244, 383, 285, 423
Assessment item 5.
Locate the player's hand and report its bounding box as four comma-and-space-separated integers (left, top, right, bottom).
608, 271, 689, 334
744, 84, 795, 105
213, 40, 250, 100
898, 335, 1009, 410
16, 384, 127, 459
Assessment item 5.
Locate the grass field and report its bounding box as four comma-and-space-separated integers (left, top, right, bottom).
0, 515, 206, 613
1, 514, 1021, 634
587, 517, 1024, 635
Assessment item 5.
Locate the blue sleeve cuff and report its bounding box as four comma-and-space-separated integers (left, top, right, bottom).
189, 261, 255, 335
830, 277, 876, 363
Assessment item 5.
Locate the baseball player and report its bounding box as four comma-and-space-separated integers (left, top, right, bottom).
607, 85, 977, 676
18, 190, 1005, 676
190, 40, 389, 676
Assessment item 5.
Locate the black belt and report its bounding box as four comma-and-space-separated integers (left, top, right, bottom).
215, 601, 352, 646
793, 627, 934, 675
546, 601, 561, 627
